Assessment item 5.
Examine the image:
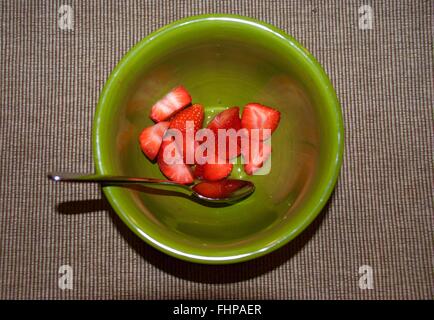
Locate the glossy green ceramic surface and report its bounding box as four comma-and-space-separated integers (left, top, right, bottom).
93, 14, 344, 264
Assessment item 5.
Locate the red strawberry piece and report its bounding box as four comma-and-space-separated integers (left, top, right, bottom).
176, 139, 200, 165
207, 107, 242, 133
241, 103, 281, 140
169, 104, 204, 163
138, 121, 170, 161
207, 107, 242, 159
202, 162, 233, 181
242, 140, 272, 175
193, 164, 205, 179
194, 140, 233, 180
192, 179, 250, 199
169, 103, 204, 133
150, 86, 192, 122
220, 179, 250, 195
192, 181, 223, 199
157, 139, 194, 184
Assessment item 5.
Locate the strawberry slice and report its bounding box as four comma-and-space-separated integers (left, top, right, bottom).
169, 104, 204, 163
242, 140, 272, 175
192, 179, 250, 199
202, 162, 233, 181
207, 107, 242, 133
192, 107, 240, 180
193, 164, 205, 179
207, 107, 242, 159
194, 144, 233, 181
138, 121, 170, 160
150, 86, 192, 122
157, 139, 194, 184
241, 103, 281, 140
169, 103, 204, 133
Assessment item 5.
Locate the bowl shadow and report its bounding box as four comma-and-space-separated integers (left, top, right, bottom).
56, 190, 333, 284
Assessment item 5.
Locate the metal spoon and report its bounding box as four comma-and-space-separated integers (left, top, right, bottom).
47, 173, 255, 204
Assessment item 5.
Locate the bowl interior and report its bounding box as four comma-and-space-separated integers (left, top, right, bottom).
94, 16, 342, 263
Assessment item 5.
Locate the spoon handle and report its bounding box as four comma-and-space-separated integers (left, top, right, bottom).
47, 172, 187, 188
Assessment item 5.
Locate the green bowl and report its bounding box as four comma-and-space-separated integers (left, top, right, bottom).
93, 14, 344, 264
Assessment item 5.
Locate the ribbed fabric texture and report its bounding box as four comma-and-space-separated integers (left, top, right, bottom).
0, 0, 432, 299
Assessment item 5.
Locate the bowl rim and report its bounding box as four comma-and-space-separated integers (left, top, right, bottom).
93, 14, 344, 264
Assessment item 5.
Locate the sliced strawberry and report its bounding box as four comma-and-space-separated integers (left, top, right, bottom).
193, 164, 205, 179
207, 107, 242, 133
202, 162, 233, 181
192, 179, 250, 199
176, 139, 200, 165
169, 103, 204, 133
169, 104, 204, 163
194, 143, 233, 180
241, 103, 281, 140
196, 130, 234, 181
242, 140, 272, 175
207, 107, 242, 159
138, 121, 170, 160
150, 86, 192, 122
157, 139, 194, 184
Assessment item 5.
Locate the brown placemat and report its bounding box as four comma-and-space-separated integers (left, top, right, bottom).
0, 0, 432, 299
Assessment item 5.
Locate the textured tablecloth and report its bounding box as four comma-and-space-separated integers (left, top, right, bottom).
0, 0, 432, 300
